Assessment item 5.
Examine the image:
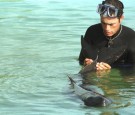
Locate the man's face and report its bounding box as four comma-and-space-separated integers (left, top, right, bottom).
101, 16, 123, 37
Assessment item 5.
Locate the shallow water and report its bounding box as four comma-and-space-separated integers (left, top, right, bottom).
0, 0, 135, 115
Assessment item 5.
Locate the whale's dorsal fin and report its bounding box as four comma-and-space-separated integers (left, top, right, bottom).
79, 55, 98, 75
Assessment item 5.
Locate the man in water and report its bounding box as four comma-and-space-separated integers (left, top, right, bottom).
79, 0, 135, 70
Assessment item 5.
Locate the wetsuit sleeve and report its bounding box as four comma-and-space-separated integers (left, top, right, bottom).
78, 26, 97, 65
79, 49, 85, 65
79, 34, 88, 65
79, 27, 91, 65
115, 28, 135, 66
127, 30, 135, 64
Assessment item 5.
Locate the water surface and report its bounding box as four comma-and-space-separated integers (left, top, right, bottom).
0, 0, 135, 115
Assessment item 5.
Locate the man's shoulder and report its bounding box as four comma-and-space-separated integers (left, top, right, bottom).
122, 25, 135, 33
87, 23, 102, 32
122, 25, 135, 39
88, 23, 101, 28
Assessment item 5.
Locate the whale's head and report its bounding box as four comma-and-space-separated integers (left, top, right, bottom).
83, 96, 111, 107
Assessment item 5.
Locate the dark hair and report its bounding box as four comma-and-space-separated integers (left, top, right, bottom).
102, 0, 124, 17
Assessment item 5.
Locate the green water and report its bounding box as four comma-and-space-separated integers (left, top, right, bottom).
0, 0, 134, 114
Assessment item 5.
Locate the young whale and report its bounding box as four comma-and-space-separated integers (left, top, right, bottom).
68, 76, 112, 107
68, 57, 112, 107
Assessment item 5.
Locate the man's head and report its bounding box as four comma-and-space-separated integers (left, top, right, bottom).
97, 0, 124, 37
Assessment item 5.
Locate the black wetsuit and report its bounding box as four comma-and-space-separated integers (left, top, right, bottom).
79, 23, 135, 67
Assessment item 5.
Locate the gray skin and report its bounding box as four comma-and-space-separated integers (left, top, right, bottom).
79, 56, 98, 75
68, 76, 112, 107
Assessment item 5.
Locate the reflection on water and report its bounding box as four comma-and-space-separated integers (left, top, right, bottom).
0, 0, 134, 115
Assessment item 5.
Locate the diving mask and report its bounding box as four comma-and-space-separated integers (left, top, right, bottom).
97, 4, 119, 18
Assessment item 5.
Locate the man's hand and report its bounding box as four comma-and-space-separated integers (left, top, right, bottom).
84, 58, 93, 66
96, 62, 111, 70
84, 58, 111, 70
